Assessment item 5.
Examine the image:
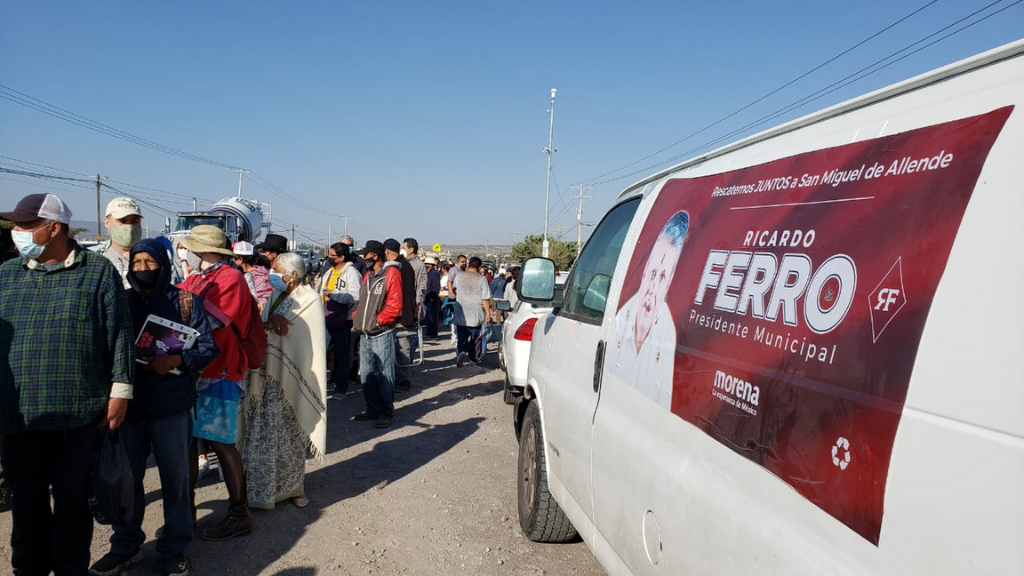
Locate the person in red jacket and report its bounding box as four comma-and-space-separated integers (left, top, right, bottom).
178, 225, 255, 541
351, 240, 403, 429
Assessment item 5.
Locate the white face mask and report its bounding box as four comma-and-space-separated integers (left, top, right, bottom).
399, 248, 407, 258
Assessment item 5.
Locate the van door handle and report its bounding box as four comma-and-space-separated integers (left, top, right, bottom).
593, 340, 606, 393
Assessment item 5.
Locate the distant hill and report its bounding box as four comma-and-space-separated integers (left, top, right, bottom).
426, 244, 515, 264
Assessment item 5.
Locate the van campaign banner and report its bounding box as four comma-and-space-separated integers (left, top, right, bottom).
612, 106, 1013, 544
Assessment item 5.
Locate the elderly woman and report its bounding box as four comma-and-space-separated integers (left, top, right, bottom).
241, 252, 327, 509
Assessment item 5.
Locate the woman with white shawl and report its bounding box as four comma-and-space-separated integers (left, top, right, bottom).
242, 252, 327, 509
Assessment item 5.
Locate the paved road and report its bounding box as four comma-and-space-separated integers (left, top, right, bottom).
0, 335, 606, 576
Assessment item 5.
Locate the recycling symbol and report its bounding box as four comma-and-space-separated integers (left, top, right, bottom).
831, 437, 851, 471
831, 436, 847, 469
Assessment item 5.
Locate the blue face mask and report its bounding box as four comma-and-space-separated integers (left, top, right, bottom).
12, 223, 52, 260
269, 272, 289, 291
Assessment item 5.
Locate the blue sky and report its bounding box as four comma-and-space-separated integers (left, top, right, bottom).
1, 1, 1021, 248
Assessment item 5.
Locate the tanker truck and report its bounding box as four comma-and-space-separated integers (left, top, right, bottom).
167, 197, 271, 245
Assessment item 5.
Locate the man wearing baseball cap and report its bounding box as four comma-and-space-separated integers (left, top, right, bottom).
351, 240, 403, 428
91, 196, 144, 289
0, 193, 135, 575
423, 256, 442, 338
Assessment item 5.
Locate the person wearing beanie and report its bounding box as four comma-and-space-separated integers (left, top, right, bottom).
90, 239, 219, 576
384, 238, 417, 393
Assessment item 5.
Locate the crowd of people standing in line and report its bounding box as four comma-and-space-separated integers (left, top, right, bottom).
0, 192, 515, 576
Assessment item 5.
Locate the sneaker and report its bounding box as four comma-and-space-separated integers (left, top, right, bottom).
456, 352, 467, 367
197, 456, 210, 481
151, 556, 191, 576
375, 417, 393, 429
352, 410, 378, 421
89, 549, 143, 576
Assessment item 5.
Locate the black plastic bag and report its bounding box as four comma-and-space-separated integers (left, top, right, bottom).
89, 429, 134, 526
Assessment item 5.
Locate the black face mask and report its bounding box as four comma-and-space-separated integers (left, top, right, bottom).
131, 269, 161, 290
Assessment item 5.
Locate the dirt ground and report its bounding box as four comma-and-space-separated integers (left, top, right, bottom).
0, 336, 606, 576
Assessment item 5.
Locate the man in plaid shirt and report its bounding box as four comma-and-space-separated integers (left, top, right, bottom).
0, 193, 135, 576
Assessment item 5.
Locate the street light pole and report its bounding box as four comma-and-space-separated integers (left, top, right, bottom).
542, 88, 557, 258
235, 168, 249, 198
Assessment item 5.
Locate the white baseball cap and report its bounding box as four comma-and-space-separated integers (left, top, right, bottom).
105, 197, 143, 219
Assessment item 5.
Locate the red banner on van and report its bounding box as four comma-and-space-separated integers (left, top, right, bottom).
616, 107, 1012, 543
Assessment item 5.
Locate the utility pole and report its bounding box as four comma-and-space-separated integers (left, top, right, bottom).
235, 168, 249, 198
341, 216, 351, 237
94, 174, 108, 242
542, 88, 557, 258
291, 224, 295, 250
574, 184, 592, 257
328, 224, 332, 248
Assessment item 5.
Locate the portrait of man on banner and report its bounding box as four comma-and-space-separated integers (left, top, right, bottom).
608, 210, 689, 409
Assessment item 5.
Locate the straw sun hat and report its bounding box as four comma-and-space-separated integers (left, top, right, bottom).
177, 225, 235, 256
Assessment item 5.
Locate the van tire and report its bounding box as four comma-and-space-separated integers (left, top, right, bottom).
518, 401, 577, 543
503, 375, 515, 405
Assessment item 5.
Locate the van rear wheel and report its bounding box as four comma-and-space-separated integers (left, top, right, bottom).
517, 401, 577, 542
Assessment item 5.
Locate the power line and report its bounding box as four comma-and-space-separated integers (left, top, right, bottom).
576, 0, 940, 186
0, 155, 93, 177
580, 0, 1021, 189
0, 84, 241, 170
574, 0, 1013, 189
0, 87, 349, 222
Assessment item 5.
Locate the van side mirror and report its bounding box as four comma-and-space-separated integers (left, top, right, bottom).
519, 257, 556, 302
495, 300, 512, 312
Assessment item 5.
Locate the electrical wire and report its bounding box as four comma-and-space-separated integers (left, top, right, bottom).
579, 0, 1021, 189
0, 85, 241, 170
575, 0, 942, 186
0, 89, 352, 222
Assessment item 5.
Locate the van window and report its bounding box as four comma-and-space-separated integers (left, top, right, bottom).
561, 198, 641, 323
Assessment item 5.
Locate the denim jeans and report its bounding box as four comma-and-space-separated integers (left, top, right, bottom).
6, 425, 101, 576
111, 412, 193, 560
328, 322, 354, 393
360, 331, 396, 418
456, 324, 482, 362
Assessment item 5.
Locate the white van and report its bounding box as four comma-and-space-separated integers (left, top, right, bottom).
513, 40, 1024, 575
